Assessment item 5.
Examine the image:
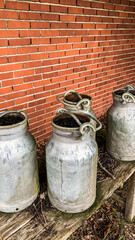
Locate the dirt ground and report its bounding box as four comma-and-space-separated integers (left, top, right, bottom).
36, 115, 135, 240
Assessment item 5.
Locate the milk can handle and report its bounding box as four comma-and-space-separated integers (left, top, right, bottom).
122, 92, 135, 104
56, 90, 82, 106
76, 110, 102, 132
76, 98, 90, 110
56, 107, 95, 135
0, 110, 29, 125
125, 84, 135, 91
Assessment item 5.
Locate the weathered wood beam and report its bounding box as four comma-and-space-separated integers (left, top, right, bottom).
0, 161, 135, 240
125, 171, 135, 221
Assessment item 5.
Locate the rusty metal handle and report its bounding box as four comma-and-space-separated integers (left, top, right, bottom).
56, 90, 82, 106
122, 92, 135, 104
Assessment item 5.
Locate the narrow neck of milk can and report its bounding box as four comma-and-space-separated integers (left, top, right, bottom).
56, 90, 92, 111
0, 111, 28, 139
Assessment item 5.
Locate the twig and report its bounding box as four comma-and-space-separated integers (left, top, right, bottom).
33, 203, 47, 227
98, 160, 116, 180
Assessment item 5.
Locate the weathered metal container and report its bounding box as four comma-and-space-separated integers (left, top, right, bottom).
56, 90, 97, 138
46, 108, 102, 213
106, 84, 135, 161
0, 110, 39, 212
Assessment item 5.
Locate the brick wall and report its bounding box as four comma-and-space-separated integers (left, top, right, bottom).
0, 0, 135, 143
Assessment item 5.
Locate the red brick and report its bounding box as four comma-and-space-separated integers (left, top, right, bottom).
68, 7, 83, 14
41, 30, 59, 37
14, 69, 34, 78
2, 78, 23, 87
30, 3, 49, 11
82, 23, 95, 29
91, 2, 104, 8
30, 52, 48, 60
97, 10, 109, 16
23, 61, 42, 69
68, 23, 82, 29
0, 11, 18, 19
6, 91, 26, 100
51, 5, 67, 13
0, 72, 13, 80
0, 101, 14, 110
56, 43, 72, 50
96, 24, 107, 29
49, 51, 64, 58
31, 21, 50, 29
89, 30, 100, 35
0, 63, 22, 73
40, 42, 55, 51
51, 76, 66, 83
13, 83, 33, 91
40, 0, 58, 3
76, 16, 90, 22
104, 3, 114, 10
60, 0, 76, 5
77, 0, 90, 7
90, 16, 103, 22
9, 38, 30, 46
17, 46, 37, 54
0, 39, 8, 47
51, 37, 67, 44
66, 49, 79, 56
15, 96, 34, 105
7, 20, 30, 29
60, 15, 75, 22
0, 20, 6, 28
32, 38, 50, 45
59, 30, 74, 36
52, 63, 67, 71
0, 0, 4, 8
20, 12, 40, 20
6, 1, 29, 10
35, 66, 51, 74
42, 13, 59, 21
8, 55, 29, 63
67, 73, 79, 80
0, 48, 16, 56
43, 59, 59, 66
33, 79, 50, 87
0, 30, 18, 38
68, 37, 81, 43
59, 69, 73, 76
0, 57, 7, 64
43, 72, 58, 79
84, 9, 96, 15
24, 74, 42, 83
72, 42, 86, 49
0, 87, 12, 94
87, 42, 99, 48
51, 22, 67, 29
20, 30, 40, 37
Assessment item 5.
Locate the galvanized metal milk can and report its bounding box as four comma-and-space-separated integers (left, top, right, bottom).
0, 110, 39, 212
46, 108, 102, 213
56, 90, 97, 138
106, 84, 135, 161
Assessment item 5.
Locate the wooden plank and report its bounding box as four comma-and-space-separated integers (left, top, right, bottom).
2, 160, 134, 240
125, 171, 135, 221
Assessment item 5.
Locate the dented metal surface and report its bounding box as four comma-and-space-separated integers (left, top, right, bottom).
46, 112, 98, 213
0, 111, 39, 212
106, 85, 135, 161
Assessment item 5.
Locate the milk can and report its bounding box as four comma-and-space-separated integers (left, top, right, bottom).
106, 84, 135, 161
56, 90, 97, 138
0, 110, 39, 212
46, 108, 102, 213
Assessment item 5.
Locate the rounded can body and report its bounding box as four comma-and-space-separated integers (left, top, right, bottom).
46, 113, 98, 213
106, 89, 135, 161
0, 112, 39, 212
